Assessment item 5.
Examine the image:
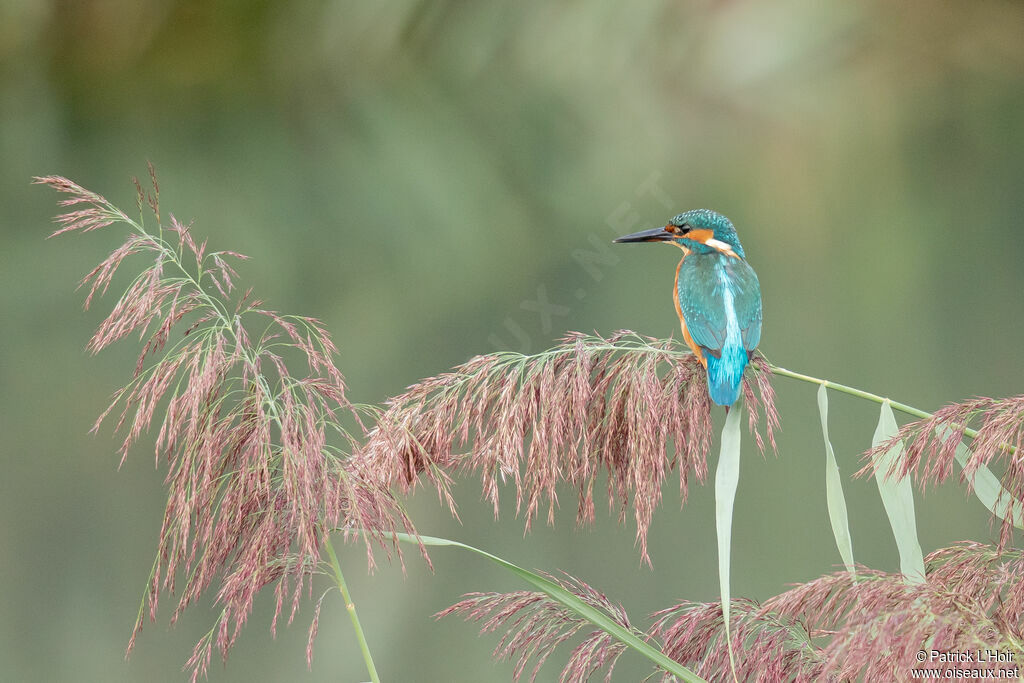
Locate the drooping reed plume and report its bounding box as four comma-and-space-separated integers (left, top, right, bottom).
357, 331, 778, 565
36, 170, 412, 681
437, 573, 636, 683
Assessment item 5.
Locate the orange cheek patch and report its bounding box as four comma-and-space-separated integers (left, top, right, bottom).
685, 229, 714, 244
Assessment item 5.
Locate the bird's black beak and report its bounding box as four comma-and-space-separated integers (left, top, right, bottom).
613, 226, 675, 243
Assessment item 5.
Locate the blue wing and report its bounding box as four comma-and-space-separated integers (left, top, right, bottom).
677, 253, 762, 405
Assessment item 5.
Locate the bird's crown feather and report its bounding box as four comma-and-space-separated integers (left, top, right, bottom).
669, 209, 745, 257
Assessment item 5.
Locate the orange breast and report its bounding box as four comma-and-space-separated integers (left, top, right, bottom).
674, 257, 706, 367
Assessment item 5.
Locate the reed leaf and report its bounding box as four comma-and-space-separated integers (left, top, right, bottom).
870, 401, 925, 583
818, 385, 856, 577
387, 532, 705, 683
942, 426, 1024, 530
715, 405, 743, 680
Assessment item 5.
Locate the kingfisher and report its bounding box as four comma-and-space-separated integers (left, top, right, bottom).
614, 209, 762, 407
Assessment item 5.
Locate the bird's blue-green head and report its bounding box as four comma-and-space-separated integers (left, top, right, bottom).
613, 209, 746, 259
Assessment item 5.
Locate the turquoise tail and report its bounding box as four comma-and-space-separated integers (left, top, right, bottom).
705, 346, 749, 406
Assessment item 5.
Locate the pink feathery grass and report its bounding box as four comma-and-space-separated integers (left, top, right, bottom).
650, 542, 1024, 681
650, 598, 821, 682
357, 331, 778, 565
37, 171, 408, 680
437, 573, 633, 683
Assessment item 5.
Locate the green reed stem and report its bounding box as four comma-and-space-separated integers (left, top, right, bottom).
768, 364, 984, 441
325, 537, 380, 683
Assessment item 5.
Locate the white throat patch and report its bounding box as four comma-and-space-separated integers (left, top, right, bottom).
705, 238, 736, 256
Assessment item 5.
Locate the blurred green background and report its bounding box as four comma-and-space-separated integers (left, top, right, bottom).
3, 1, 1024, 681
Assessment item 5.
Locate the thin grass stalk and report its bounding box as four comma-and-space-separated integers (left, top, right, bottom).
325, 537, 380, 683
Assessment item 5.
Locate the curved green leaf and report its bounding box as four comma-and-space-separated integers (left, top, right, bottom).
384, 531, 706, 683
940, 426, 1024, 529
817, 385, 856, 578
871, 400, 925, 583
716, 405, 743, 680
